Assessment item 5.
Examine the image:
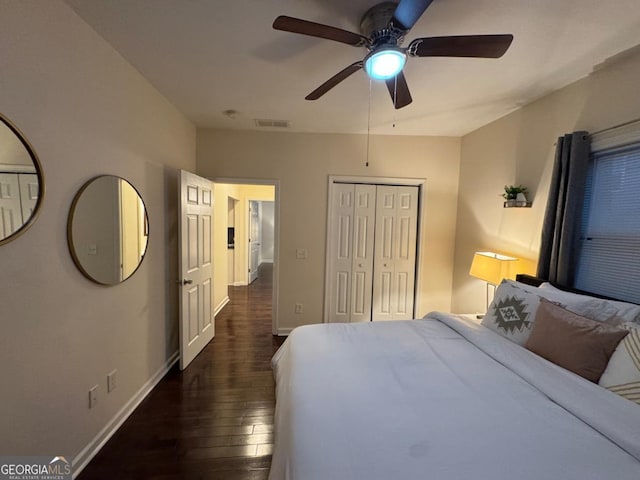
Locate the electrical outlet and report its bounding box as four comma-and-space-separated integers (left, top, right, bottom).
107, 370, 117, 393
88, 243, 97, 255
294, 303, 304, 314
296, 248, 308, 259
89, 385, 98, 409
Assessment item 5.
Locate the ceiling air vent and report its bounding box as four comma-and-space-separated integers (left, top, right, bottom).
254, 118, 290, 128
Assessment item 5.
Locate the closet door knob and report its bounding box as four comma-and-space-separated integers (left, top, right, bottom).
182, 279, 193, 285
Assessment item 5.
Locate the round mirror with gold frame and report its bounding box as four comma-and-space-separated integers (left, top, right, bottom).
0, 112, 45, 246
68, 175, 149, 285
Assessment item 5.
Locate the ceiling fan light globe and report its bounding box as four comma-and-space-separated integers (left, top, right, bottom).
364, 48, 406, 80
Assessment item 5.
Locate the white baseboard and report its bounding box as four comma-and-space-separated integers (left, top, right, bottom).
276, 328, 292, 336
232, 281, 247, 286
72, 351, 179, 478
260, 259, 273, 264
214, 296, 230, 317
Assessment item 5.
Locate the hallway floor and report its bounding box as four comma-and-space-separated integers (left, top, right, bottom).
79, 263, 284, 479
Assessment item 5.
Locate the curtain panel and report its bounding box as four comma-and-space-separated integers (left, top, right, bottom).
537, 131, 590, 286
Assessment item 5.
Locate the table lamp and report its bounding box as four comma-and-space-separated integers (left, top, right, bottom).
469, 251, 519, 317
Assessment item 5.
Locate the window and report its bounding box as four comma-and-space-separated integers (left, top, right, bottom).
574, 125, 640, 304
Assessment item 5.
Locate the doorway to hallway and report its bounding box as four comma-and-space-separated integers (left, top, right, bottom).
215, 180, 279, 334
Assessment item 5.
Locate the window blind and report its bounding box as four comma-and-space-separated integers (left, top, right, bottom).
574, 144, 640, 303
591, 120, 640, 152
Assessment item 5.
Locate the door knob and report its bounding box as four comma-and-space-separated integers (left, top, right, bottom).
182, 279, 193, 285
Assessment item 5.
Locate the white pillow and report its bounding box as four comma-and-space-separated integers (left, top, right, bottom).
538, 282, 640, 323
599, 324, 640, 405
504, 280, 618, 322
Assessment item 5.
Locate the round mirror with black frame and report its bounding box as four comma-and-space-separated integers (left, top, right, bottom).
0, 112, 45, 246
68, 175, 149, 285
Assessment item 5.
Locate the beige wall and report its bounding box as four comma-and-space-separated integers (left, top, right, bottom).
0, 0, 195, 465
197, 129, 461, 332
452, 47, 640, 313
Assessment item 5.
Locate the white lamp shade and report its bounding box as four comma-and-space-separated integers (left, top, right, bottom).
469, 251, 518, 285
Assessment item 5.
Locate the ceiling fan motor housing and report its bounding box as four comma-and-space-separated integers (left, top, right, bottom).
360, 2, 406, 50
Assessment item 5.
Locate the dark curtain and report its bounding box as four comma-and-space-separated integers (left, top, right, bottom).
537, 131, 590, 286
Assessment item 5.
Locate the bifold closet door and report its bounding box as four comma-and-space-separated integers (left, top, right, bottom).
328, 183, 376, 323
372, 185, 418, 321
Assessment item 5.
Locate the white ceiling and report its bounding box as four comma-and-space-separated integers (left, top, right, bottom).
64, 0, 640, 136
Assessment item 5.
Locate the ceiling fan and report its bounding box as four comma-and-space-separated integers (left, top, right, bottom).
273, 0, 513, 109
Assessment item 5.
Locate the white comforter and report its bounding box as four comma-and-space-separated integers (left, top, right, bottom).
269, 313, 640, 480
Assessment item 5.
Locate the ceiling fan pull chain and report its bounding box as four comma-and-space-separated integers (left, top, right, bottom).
366, 77, 372, 167
393, 76, 398, 128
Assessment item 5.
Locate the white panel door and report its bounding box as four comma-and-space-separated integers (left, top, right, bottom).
18, 173, 39, 223
0, 173, 22, 238
350, 184, 376, 322
327, 184, 377, 323
328, 183, 354, 322
249, 200, 260, 283
179, 170, 214, 370
372, 185, 418, 321
326, 182, 419, 323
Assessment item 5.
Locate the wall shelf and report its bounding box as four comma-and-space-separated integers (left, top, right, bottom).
504, 200, 532, 208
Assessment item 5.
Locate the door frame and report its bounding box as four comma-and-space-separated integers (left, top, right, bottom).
324, 175, 426, 323
214, 177, 280, 335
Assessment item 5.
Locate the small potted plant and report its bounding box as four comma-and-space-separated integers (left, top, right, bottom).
502, 185, 528, 207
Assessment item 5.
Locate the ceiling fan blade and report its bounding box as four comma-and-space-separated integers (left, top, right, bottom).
306, 62, 364, 100
408, 34, 514, 58
385, 72, 413, 109
273, 16, 368, 47
391, 0, 434, 31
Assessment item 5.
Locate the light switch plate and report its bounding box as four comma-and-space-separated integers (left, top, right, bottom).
89, 385, 98, 408
107, 370, 117, 393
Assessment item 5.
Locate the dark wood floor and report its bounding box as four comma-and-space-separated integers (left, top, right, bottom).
79, 263, 284, 480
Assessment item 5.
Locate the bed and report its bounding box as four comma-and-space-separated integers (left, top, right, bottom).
269, 281, 640, 480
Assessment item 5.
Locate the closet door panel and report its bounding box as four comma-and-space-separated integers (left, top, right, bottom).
328, 184, 354, 322
372, 186, 397, 321
391, 186, 418, 319
336, 271, 350, 316
350, 184, 376, 322
0, 173, 21, 238
373, 185, 418, 321
18, 173, 39, 223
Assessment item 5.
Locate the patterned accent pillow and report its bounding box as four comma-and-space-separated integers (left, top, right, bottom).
599, 324, 640, 405
481, 281, 541, 345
